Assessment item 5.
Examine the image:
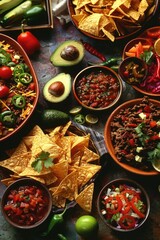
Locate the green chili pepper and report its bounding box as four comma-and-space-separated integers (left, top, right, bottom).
88, 57, 122, 66
73, 114, 85, 124
12, 94, 26, 108
19, 72, 32, 84
24, 4, 48, 25
42, 207, 67, 237
57, 233, 68, 240
13, 64, 25, 82
0, 110, 16, 127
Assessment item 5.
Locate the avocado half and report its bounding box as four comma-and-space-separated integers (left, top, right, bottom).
50, 40, 84, 67
43, 73, 71, 103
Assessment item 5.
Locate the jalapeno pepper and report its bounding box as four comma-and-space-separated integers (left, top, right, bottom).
13, 64, 25, 82
24, 5, 48, 25
0, 110, 16, 127
12, 94, 26, 108
73, 114, 85, 124
19, 72, 32, 84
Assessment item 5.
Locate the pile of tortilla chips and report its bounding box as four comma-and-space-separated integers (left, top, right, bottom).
70, 0, 156, 41
0, 121, 101, 213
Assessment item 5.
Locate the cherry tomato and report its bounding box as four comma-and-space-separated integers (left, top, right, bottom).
75, 215, 99, 238
0, 85, 10, 98
0, 66, 12, 80
28, 82, 35, 91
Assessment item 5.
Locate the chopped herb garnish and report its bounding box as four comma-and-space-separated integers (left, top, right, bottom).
31, 151, 54, 173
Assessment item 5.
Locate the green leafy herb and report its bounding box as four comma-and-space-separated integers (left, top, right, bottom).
135, 122, 149, 146
31, 151, 53, 173
140, 48, 154, 65
0, 49, 12, 65
148, 142, 160, 161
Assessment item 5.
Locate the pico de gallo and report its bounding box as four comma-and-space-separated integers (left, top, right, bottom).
100, 183, 147, 230
110, 96, 160, 171
3, 184, 49, 226
75, 70, 120, 109
0, 39, 37, 139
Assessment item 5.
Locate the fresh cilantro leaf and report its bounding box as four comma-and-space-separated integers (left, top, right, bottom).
135, 123, 149, 146
31, 151, 54, 173
148, 146, 160, 161
140, 48, 154, 65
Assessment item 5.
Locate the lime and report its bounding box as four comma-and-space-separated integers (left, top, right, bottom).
85, 114, 99, 124
75, 215, 99, 238
154, 38, 160, 56
152, 159, 160, 172
69, 106, 82, 115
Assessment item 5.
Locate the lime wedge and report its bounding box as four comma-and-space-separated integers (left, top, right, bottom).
69, 106, 82, 115
154, 38, 160, 56
85, 114, 99, 124
152, 158, 160, 172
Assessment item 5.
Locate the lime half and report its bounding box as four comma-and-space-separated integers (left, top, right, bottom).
152, 159, 160, 172
69, 106, 82, 115
85, 114, 99, 124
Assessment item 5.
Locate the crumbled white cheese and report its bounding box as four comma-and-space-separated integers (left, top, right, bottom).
139, 112, 146, 119
135, 155, 142, 162
136, 147, 143, 153
14, 54, 20, 60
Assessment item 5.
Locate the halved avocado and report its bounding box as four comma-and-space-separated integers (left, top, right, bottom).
50, 40, 84, 67
43, 73, 71, 103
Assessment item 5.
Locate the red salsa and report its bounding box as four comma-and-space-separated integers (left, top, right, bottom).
3, 185, 49, 226
76, 71, 120, 108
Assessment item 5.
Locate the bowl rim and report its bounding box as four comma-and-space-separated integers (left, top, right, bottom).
104, 98, 160, 176
73, 65, 123, 111
97, 178, 150, 232
67, 0, 159, 41
0, 33, 39, 142
1, 177, 52, 229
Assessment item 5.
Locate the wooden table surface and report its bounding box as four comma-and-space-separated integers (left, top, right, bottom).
0, 8, 160, 240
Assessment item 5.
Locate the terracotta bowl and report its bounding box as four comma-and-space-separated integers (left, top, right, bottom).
72, 66, 122, 111
0, 33, 39, 142
97, 178, 150, 232
1, 177, 52, 230
122, 37, 160, 97
67, 0, 159, 41
104, 97, 160, 176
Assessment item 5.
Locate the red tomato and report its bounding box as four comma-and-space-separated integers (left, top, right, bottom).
28, 82, 35, 91
0, 66, 12, 80
0, 85, 10, 98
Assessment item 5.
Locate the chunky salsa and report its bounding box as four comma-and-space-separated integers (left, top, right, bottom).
100, 183, 147, 230
3, 185, 49, 226
0, 40, 37, 139
76, 71, 120, 109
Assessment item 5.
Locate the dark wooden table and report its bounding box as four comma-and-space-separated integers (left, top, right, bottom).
0, 10, 160, 240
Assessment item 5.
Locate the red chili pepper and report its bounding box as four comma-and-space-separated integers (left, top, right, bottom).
130, 196, 145, 218
146, 29, 160, 38
129, 138, 135, 147
127, 123, 137, 128
119, 215, 136, 229
17, 24, 40, 56
80, 39, 106, 62
150, 121, 157, 128
105, 196, 123, 214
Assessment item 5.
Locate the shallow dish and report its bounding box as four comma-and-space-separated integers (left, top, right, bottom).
67, 0, 158, 41
0, 33, 39, 142
104, 97, 160, 176
73, 66, 122, 111
1, 177, 52, 229
97, 178, 150, 232
122, 36, 160, 97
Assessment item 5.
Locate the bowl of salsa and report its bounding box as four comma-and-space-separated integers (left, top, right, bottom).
1, 177, 52, 229
97, 178, 150, 232
72, 66, 123, 111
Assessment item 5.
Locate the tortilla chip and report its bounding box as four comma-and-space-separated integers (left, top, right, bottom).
76, 183, 94, 212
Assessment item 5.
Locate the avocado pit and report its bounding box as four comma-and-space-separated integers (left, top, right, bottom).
60, 45, 79, 61
48, 81, 65, 97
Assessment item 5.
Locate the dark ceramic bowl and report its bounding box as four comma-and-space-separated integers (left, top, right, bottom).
97, 178, 150, 232
72, 66, 122, 111
67, 0, 159, 41
1, 178, 52, 229
104, 98, 160, 176
118, 57, 148, 85
0, 33, 39, 142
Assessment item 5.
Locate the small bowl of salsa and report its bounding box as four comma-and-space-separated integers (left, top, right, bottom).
73, 66, 123, 111
1, 177, 52, 229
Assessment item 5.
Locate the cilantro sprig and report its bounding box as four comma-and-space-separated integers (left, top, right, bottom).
31, 151, 54, 173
